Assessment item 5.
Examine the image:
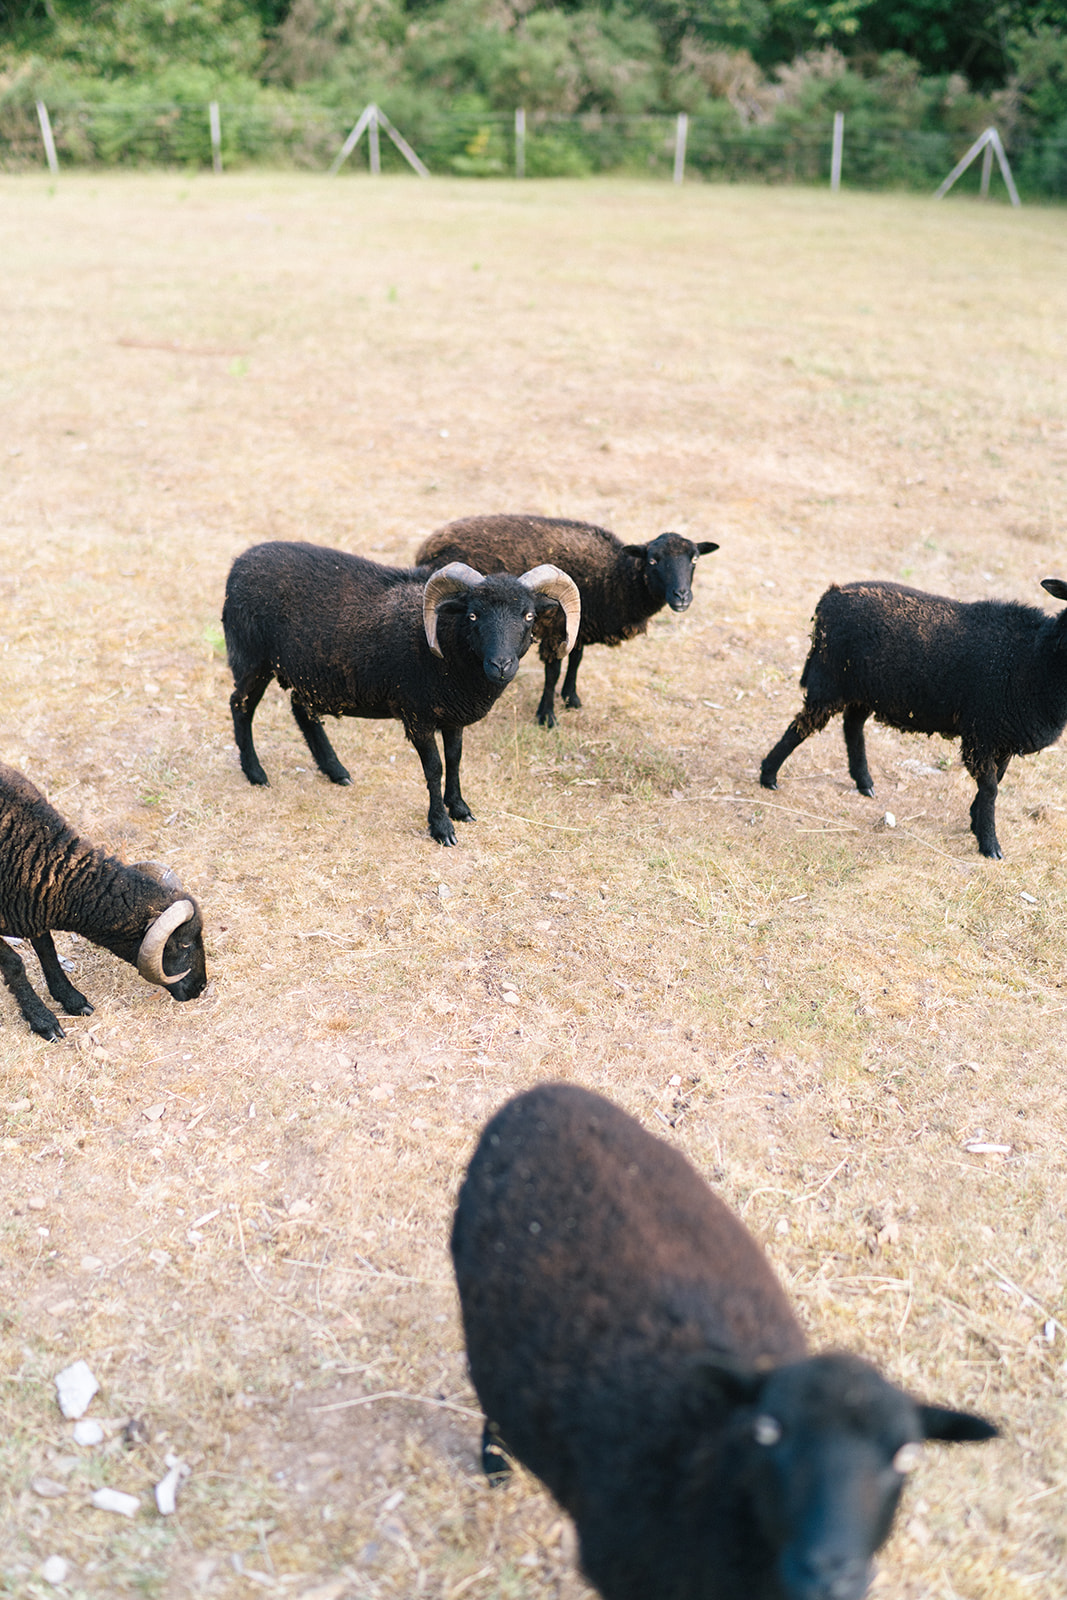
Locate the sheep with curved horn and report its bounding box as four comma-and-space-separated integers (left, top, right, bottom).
223, 541, 580, 844
0, 764, 207, 1041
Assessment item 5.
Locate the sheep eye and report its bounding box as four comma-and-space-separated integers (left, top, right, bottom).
648, 557, 657, 566
468, 612, 478, 622
753, 1416, 782, 1446
525, 612, 534, 622
892, 1442, 923, 1474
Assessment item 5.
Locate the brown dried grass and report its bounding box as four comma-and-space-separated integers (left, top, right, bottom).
0, 172, 1065, 1599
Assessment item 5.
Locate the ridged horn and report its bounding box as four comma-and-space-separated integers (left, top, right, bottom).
130, 861, 182, 891
137, 899, 195, 987
519, 564, 582, 658
423, 562, 485, 657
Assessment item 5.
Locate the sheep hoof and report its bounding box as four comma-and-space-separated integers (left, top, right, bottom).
536, 708, 557, 729
980, 842, 1003, 860
244, 768, 270, 787
563, 692, 582, 710
858, 782, 875, 797
36, 1020, 65, 1042
448, 804, 474, 823
759, 773, 778, 791
65, 999, 93, 1017
431, 820, 458, 846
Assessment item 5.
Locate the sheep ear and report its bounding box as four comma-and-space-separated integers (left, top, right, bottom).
1041, 578, 1067, 603
692, 1353, 766, 1405
916, 1404, 999, 1444
621, 545, 647, 566
697, 541, 719, 556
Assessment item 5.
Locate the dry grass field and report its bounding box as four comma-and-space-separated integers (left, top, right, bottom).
0, 171, 1065, 1600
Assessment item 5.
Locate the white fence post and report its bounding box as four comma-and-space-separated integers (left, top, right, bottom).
515, 107, 526, 179
830, 110, 844, 192
368, 107, 381, 175
979, 138, 993, 197
673, 111, 688, 184
209, 101, 222, 174
329, 104, 429, 177
934, 126, 1020, 206
36, 101, 59, 175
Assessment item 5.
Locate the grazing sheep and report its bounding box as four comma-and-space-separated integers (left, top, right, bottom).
760, 577, 1067, 858
416, 515, 718, 726
452, 1084, 997, 1600
0, 762, 207, 1041
222, 541, 580, 845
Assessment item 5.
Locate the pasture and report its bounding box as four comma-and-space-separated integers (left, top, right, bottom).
0, 172, 1065, 1599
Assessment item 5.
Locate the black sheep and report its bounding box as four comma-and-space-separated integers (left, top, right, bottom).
452, 1084, 997, 1600
0, 762, 207, 1041
222, 541, 580, 845
760, 577, 1067, 858
416, 515, 718, 726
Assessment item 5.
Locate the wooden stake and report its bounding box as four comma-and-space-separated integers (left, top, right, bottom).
515, 107, 526, 180
209, 101, 222, 175
36, 101, 59, 176
830, 110, 844, 192
673, 112, 688, 185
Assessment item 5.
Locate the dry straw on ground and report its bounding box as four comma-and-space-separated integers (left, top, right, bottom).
0, 173, 1065, 1599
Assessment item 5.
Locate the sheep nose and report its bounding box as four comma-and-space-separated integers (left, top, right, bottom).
796, 1555, 869, 1600
484, 656, 518, 684
668, 590, 692, 612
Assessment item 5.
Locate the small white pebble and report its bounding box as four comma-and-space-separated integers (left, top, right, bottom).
91, 1487, 140, 1517
73, 1419, 104, 1446
668, 1074, 682, 1087
884, 812, 896, 828
1020, 892, 1037, 904
55, 1360, 99, 1420
41, 1555, 69, 1586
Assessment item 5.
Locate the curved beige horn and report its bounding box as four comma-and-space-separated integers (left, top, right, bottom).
137, 899, 195, 987
520, 564, 582, 658
130, 861, 182, 891
423, 562, 485, 657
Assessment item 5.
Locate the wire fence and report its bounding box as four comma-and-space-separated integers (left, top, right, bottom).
3, 97, 1066, 197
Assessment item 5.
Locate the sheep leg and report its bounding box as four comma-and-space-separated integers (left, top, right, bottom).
442, 725, 474, 823
0, 938, 64, 1041
481, 1421, 512, 1483
560, 643, 584, 710
230, 664, 274, 786
968, 761, 1003, 859
291, 699, 352, 786
536, 657, 561, 728
842, 705, 874, 796
30, 932, 93, 1016
760, 703, 835, 789
408, 730, 457, 846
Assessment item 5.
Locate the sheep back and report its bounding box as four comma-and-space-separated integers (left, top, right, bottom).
805, 581, 1067, 764
418, 515, 648, 650
224, 541, 434, 723
452, 1084, 806, 1513
0, 763, 103, 937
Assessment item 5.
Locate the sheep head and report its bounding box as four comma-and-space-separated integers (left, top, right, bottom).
696, 1350, 996, 1600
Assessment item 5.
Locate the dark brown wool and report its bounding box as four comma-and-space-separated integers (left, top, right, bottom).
452, 1084, 997, 1600
417, 514, 717, 726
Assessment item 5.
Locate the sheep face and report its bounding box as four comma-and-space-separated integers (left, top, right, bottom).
433, 575, 561, 685
114, 902, 208, 1003
710, 1352, 996, 1600
151, 907, 208, 1002
625, 533, 719, 614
